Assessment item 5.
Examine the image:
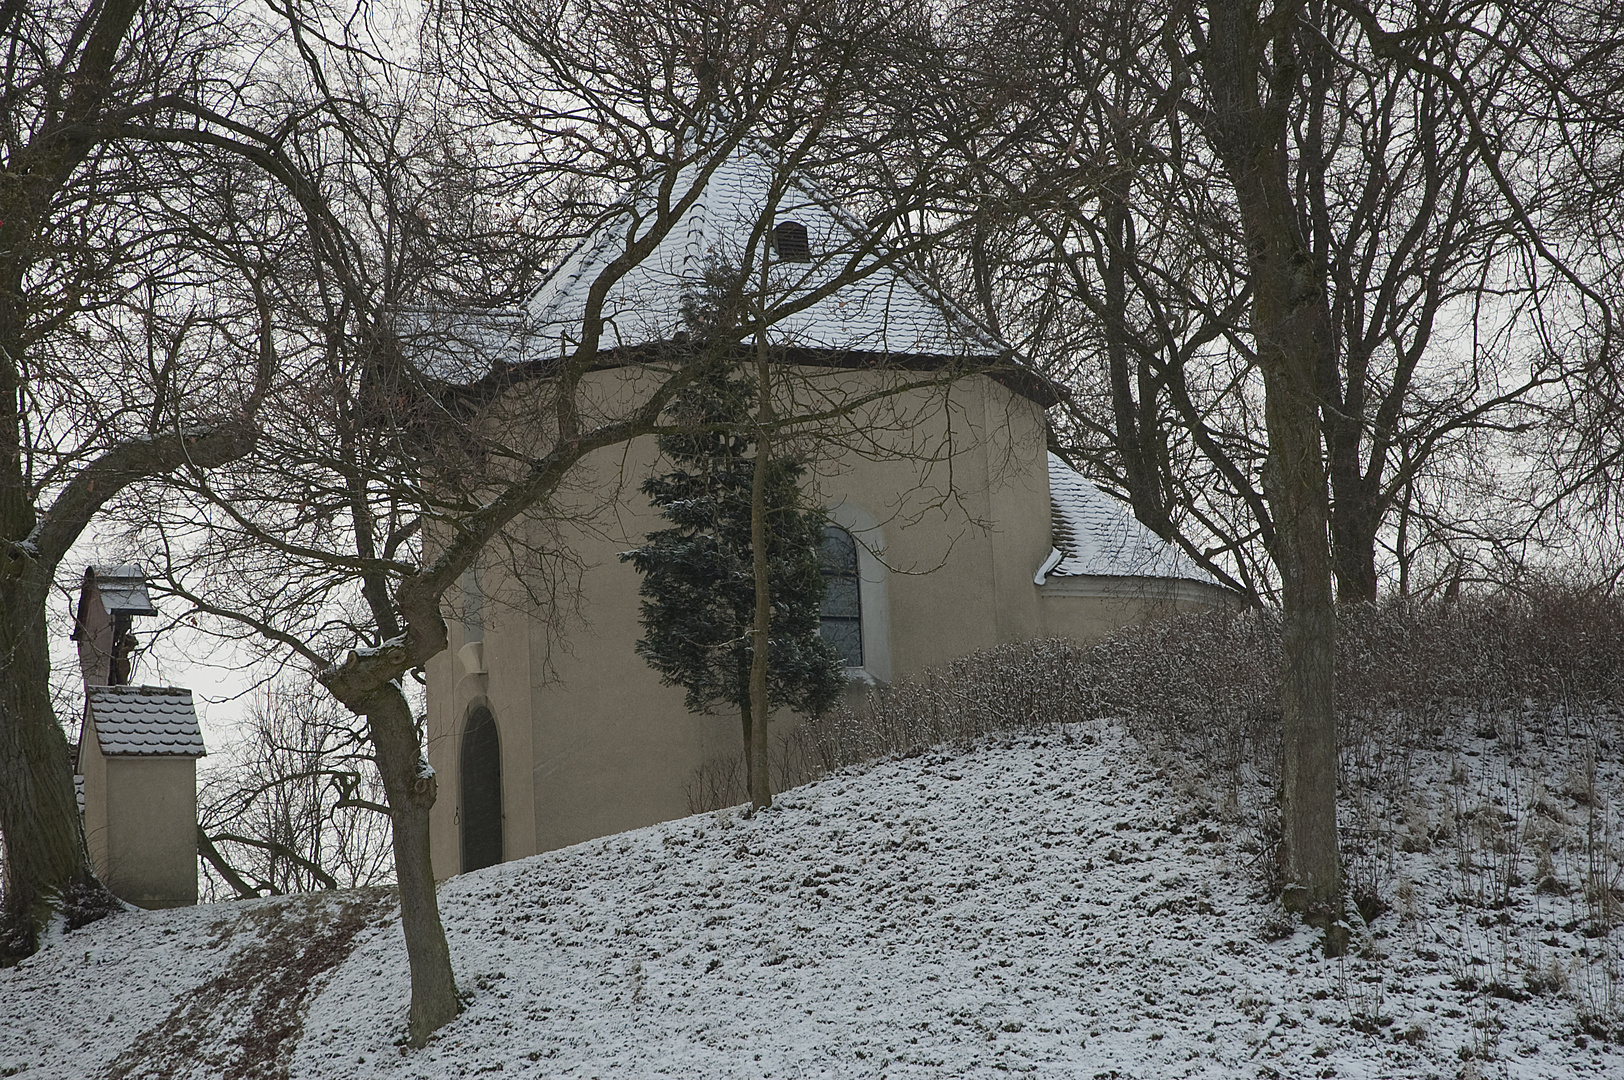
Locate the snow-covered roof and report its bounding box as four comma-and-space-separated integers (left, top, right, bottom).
1039, 454, 1219, 586
525, 149, 1005, 361
85, 565, 157, 617
85, 686, 205, 757
398, 306, 532, 384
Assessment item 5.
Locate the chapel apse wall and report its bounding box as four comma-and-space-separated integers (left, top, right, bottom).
425, 370, 1057, 875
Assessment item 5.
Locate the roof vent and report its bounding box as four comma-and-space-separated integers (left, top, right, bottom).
772, 220, 811, 262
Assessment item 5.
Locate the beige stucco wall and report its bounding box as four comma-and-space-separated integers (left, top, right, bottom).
80, 724, 198, 908
79, 721, 109, 879
426, 366, 1056, 876
1039, 578, 1243, 643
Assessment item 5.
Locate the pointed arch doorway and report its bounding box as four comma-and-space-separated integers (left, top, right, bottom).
460, 705, 503, 872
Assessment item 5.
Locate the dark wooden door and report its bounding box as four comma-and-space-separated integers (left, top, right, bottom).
460, 706, 503, 872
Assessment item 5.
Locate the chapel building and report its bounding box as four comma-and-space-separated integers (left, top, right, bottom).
423, 151, 1234, 876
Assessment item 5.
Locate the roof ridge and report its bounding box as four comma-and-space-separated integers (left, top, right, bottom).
88, 684, 190, 696
525, 147, 741, 339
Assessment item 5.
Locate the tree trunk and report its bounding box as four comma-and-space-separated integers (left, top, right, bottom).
1202, 0, 1341, 920
0, 223, 94, 965
1262, 370, 1341, 916
1322, 341, 1379, 604
0, 571, 114, 962
1329, 489, 1380, 605
1104, 195, 1173, 539
360, 685, 459, 1045
1101, 6, 1173, 542
747, 341, 774, 812
0, 0, 159, 961
739, 691, 754, 799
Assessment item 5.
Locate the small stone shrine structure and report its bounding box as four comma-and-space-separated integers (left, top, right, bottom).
72, 566, 204, 908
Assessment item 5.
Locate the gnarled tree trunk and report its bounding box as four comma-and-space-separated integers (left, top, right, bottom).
0, 570, 114, 961
1200, 0, 1341, 922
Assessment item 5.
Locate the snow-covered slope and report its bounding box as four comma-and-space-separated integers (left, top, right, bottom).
2, 721, 1617, 1079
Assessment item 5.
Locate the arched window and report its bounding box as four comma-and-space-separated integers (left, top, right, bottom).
819, 525, 863, 667
459, 706, 503, 873
772, 220, 811, 262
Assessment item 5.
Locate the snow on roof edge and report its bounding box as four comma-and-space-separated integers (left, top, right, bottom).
1043, 453, 1222, 587
86, 685, 206, 758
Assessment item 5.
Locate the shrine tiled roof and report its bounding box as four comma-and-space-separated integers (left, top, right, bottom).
86, 685, 205, 757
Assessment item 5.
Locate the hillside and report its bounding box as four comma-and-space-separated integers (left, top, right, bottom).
1, 718, 1619, 1079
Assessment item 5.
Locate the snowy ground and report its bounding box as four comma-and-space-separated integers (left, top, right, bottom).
2, 719, 1619, 1079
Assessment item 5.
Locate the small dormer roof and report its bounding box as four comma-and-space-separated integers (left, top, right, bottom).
84, 685, 205, 757
1039, 454, 1222, 587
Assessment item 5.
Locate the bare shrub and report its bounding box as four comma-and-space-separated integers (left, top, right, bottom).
1092, 588, 1624, 755
802, 638, 1102, 773
1335, 590, 1624, 715
685, 731, 826, 813
785, 586, 1622, 797
685, 638, 1103, 810
684, 754, 746, 814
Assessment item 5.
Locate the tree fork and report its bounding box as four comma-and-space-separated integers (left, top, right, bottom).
1330, 500, 1381, 605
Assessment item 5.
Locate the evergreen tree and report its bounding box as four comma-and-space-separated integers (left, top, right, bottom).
622, 362, 846, 767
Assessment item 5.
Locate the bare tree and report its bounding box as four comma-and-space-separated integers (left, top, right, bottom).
0, 0, 280, 961
1165, 0, 1342, 922
950, 0, 1587, 609
1516, 2, 1624, 587
127, 0, 1012, 1043
196, 683, 393, 901
937, 0, 1623, 931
